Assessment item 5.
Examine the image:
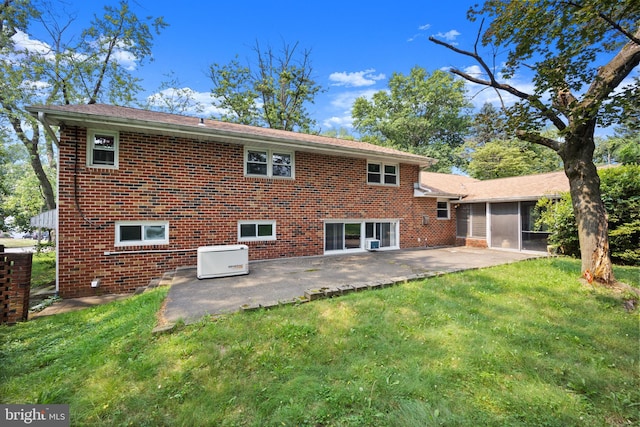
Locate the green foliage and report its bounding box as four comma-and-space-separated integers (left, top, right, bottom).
595, 135, 640, 165
352, 67, 472, 172
536, 193, 580, 256
468, 139, 561, 179
599, 165, 640, 264
208, 42, 323, 132
146, 71, 207, 115
2, 161, 55, 231
537, 165, 640, 265
468, 0, 640, 130
0, 0, 167, 213
1, 259, 638, 425
465, 102, 512, 150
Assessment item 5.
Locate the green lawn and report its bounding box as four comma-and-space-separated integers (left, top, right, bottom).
1, 257, 638, 426
0, 237, 37, 248
0, 241, 56, 289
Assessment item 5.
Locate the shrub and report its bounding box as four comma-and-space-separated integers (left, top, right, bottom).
536, 164, 640, 265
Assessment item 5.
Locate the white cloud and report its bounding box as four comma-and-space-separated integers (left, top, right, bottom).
435, 30, 461, 42
408, 24, 431, 42
329, 69, 385, 87
330, 88, 381, 110
321, 88, 387, 130
11, 29, 53, 58
146, 88, 228, 117
322, 115, 353, 129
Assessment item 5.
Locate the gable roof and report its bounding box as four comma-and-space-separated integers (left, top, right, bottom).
419, 169, 570, 202
27, 104, 436, 167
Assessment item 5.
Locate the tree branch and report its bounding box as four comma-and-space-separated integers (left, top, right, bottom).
581, 27, 640, 115
428, 33, 568, 132
562, 1, 640, 45
515, 130, 562, 152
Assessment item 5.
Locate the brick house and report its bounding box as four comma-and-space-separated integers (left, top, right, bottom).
28, 104, 462, 298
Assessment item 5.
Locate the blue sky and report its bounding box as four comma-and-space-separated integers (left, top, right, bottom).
23, 0, 635, 135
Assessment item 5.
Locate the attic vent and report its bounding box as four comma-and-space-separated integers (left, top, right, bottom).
422, 215, 430, 225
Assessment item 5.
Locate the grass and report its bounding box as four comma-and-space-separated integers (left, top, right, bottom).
31, 251, 56, 288
0, 237, 38, 248
1, 257, 638, 426
0, 238, 55, 288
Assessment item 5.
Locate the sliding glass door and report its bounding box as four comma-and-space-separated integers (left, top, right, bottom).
325, 221, 398, 252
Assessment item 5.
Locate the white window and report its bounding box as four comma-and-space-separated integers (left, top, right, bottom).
87, 129, 119, 168
115, 221, 169, 246
367, 162, 398, 186
437, 200, 450, 219
245, 148, 294, 178
238, 220, 276, 241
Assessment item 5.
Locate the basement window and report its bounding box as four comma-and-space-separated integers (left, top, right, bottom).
115, 221, 169, 246
238, 220, 276, 241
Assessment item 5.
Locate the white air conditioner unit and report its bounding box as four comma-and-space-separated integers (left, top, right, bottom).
197, 244, 249, 279
365, 239, 380, 251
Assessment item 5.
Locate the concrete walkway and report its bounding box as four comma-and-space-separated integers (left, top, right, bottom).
161, 247, 541, 325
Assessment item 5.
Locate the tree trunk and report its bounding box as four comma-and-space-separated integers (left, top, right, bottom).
9, 116, 57, 211
24, 133, 56, 211
561, 125, 614, 284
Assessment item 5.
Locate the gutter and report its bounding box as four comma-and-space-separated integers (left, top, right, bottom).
456, 194, 564, 204
413, 184, 465, 200
38, 112, 60, 147
37, 112, 60, 297
27, 106, 436, 168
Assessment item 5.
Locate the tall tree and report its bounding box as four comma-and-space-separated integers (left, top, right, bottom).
208, 41, 323, 132
471, 102, 511, 146
468, 138, 561, 179
146, 71, 205, 115
0, 0, 167, 210
430, 0, 640, 283
352, 67, 472, 172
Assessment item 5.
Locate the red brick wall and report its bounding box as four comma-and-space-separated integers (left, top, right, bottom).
57, 127, 456, 297
1, 252, 32, 324
456, 237, 488, 248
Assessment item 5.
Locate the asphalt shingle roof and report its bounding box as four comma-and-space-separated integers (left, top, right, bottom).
28, 104, 436, 166
420, 169, 570, 202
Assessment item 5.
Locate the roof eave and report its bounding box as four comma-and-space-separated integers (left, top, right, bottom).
28, 106, 435, 167
458, 194, 564, 203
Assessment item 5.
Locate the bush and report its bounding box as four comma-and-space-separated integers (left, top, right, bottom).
536, 164, 640, 265
600, 165, 640, 265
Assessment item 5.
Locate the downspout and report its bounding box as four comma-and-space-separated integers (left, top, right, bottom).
38, 112, 60, 297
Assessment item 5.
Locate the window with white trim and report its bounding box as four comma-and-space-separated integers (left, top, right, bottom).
238, 220, 276, 241
436, 200, 450, 219
245, 148, 294, 178
115, 221, 169, 246
367, 162, 398, 186
87, 129, 119, 168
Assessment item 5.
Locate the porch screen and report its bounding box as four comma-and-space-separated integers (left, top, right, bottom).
490, 202, 519, 249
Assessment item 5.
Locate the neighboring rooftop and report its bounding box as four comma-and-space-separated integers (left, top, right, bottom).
28, 104, 436, 167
